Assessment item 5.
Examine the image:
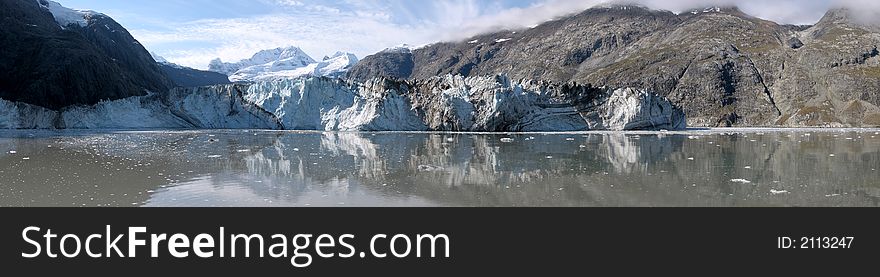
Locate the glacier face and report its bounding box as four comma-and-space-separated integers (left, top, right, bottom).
0, 75, 686, 131
244, 78, 427, 131
0, 99, 57, 129
241, 75, 686, 131
0, 86, 280, 130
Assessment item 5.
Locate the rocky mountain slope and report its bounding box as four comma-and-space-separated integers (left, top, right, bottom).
349, 5, 880, 127
0, 0, 173, 110
151, 53, 231, 87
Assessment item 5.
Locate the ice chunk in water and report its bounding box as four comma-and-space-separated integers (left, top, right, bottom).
770, 189, 789, 195
500, 138, 514, 143
730, 179, 751, 184
417, 165, 444, 172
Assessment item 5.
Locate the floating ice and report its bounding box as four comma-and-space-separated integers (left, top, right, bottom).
8, 151, 16, 154
730, 179, 752, 184
500, 138, 514, 143
770, 189, 789, 195
417, 165, 444, 172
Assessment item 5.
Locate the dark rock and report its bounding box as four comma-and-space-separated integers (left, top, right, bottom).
159, 63, 231, 88
787, 37, 804, 49
0, 0, 172, 110
346, 49, 414, 81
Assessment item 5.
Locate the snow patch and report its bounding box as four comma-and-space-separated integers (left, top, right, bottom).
36, 0, 102, 28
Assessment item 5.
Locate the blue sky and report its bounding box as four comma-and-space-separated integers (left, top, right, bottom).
53, 0, 848, 69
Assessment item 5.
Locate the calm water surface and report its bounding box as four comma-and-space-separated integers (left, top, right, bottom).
1, 129, 879, 207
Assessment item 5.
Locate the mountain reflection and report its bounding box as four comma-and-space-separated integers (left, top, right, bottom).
0, 130, 878, 207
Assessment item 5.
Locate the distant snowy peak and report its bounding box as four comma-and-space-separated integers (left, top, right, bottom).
209, 46, 358, 82
228, 51, 358, 82
36, 0, 103, 28
209, 46, 315, 76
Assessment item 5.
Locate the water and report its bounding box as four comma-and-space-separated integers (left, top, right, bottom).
1, 129, 879, 207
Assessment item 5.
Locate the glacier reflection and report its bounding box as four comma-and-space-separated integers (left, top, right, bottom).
0, 130, 878, 206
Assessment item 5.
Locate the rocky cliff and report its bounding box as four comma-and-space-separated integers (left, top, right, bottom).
349, 5, 880, 128
0, 0, 173, 110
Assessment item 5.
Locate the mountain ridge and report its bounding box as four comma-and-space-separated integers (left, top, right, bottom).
348, 5, 880, 127
0, 0, 173, 110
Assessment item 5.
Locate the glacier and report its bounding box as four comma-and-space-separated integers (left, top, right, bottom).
0, 75, 686, 131
0, 85, 281, 129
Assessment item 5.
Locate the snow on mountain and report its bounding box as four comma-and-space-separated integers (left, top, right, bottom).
208, 46, 316, 77
150, 51, 169, 64
380, 43, 429, 54
150, 52, 185, 69
231, 52, 358, 82
35, 0, 102, 28
211, 47, 359, 82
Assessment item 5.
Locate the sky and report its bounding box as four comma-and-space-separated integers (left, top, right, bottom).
53, 0, 871, 70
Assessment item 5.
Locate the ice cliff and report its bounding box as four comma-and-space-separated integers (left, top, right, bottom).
0, 85, 281, 129
0, 75, 686, 131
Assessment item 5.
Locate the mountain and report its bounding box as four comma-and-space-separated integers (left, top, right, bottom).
208, 47, 358, 82
150, 52, 231, 88
208, 46, 316, 78
0, 0, 173, 110
349, 5, 880, 127
346, 46, 414, 82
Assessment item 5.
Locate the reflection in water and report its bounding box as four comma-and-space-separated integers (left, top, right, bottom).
1, 129, 879, 207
